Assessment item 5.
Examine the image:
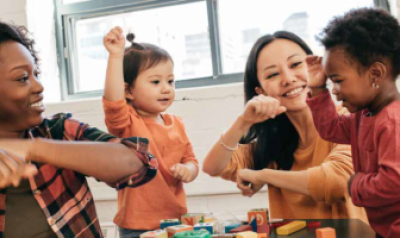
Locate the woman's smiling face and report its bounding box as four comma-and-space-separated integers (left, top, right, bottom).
0, 41, 44, 132
256, 39, 309, 112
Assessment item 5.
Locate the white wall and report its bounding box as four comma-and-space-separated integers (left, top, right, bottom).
4, 0, 400, 235
0, 0, 27, 25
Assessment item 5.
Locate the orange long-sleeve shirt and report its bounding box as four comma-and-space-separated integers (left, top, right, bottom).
217, 135, 367, 222
103, 98, 198, 230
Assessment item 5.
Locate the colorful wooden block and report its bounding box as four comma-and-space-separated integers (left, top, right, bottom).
224, 224, 242, 233
247, 209, 269, 226
256, 224, 270, 234
229, 225, 253, 233
140, 230, 168, 238
166, 225, 194, 238
194, 222, 216, 234
204, 217, 217, 223
257, 234, 267, 238
269, 221, 291, 228
249, 219, 257, 232
161, 219, 180, 230
276, 221, 306, 235
316, 227, 336, 238
307, 221, 321, 229
236, 231, 257, 238
181, 214, 205, 226
174, 230, 211, 238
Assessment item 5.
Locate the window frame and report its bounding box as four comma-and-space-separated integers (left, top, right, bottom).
54, 0, 387, 100
54, 0, 243, 100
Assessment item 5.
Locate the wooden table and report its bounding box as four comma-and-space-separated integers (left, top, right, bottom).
268, 219, 375, 238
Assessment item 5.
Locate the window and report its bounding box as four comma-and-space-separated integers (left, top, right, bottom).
218, 0, 374, 74
55, 0, 377, 100
72, 2, 211, 93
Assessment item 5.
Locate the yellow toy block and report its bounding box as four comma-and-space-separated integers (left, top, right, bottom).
236, 231, 257, 238
316, 227, 336, 238
140, 230, 168, 238
204, 217, 216, 223
247, 208, 269, 226
181, 213, 205, 226
276, 221, 306, 235
165, 225, 193, 238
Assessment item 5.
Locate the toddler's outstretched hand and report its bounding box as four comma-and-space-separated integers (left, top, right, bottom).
103, 26, 125, 57
170, 163, 194, 183
240, 95, 286, 126
306, 55, 328, 88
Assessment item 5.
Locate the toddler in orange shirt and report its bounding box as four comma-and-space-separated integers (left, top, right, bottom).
102, 26, 199, 238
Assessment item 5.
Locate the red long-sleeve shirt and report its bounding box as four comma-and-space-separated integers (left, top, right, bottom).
307, 91, 400, 238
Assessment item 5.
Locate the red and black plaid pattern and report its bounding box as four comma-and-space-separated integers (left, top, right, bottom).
0, 113, 157, 238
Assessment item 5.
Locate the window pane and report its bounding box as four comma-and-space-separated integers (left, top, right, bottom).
219, 0, 373, 74
73, 1, 211, 93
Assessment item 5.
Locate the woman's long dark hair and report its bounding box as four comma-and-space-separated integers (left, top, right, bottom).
240, 31, 313, 171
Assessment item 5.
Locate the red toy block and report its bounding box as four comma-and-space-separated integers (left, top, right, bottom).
256, 224, 270, 234
269, 221, 291, 228
307, 221, 321, 229
229, 225, 253, 233
316, 227, 336, 238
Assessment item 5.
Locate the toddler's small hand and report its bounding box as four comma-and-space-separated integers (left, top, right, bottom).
306, 55, 328, 88
103, 26, 125, 57
170, 163, 192, 183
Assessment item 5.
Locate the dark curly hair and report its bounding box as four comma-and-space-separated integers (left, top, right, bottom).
0, 21, 39, 64
123, 33, 173, 90
318, 8, 400, 78
241, 31, 313, 171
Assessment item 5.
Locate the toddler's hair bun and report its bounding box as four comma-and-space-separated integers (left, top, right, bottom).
126, 33, 135, 43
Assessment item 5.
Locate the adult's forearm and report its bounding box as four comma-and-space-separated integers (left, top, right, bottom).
202, 116, 251, 176
30, 139, 144, 184
258, 169, 310, 196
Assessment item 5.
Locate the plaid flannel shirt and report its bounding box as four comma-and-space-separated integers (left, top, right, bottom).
0, 113, 157, 238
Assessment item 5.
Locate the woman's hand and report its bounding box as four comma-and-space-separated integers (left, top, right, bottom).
103, 26, 125, 58
239, 95, 286, 128
0, 150, 37, 188
237, 169, 265, 197
306, 55, 328, 88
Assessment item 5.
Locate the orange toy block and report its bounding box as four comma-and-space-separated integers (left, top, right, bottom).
165, 225, 194, 238
316, 227, 336, 238
257, 234, 268, 238
181, 213, 205, 226
247, 208, 269, 226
